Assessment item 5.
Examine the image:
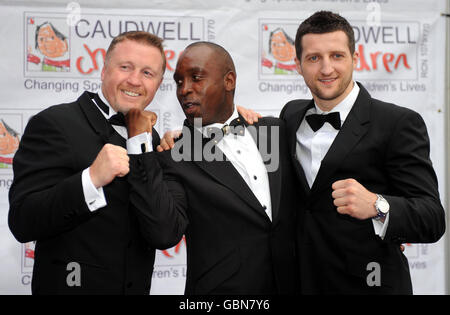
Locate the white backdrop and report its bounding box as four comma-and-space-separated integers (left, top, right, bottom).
0, 0, 447, 295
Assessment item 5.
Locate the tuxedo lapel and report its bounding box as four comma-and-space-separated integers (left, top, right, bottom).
194, 158, 269, 219
310, 84, 371, 196
285, 100, 313, 194
107, 129, 127, 148
79, 91, 126, 148
186, 125, 270, 221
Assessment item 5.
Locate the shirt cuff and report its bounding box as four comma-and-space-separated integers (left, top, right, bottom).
127, 132, 153, 154
372, 212, 390, 240
81, 167, 107, 212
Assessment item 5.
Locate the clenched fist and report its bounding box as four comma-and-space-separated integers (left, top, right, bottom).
89, 144, 130, 188
156, 129, 181, 152
125, 108, 157, 138
331, 178, 378, 220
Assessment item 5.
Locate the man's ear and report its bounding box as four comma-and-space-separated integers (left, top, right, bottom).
352, 50, 359, 70
224, 71, 236, 92
295, 57, 303, 75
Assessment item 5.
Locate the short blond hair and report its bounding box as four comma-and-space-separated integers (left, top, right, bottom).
105, 31, 166, 74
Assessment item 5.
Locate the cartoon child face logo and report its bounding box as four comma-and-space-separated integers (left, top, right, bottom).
36, 22, 68, 58
27, 20, 70, 72
261, 25, 297, 76
269, 28, 296, 62
0, 119, 20, 155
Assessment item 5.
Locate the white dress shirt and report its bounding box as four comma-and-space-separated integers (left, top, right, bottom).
295, 82, 389, 238
200, 107, 273, 221
81, 90, 152, 212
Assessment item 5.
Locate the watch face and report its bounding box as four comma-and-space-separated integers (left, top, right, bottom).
378, 200, 389, 214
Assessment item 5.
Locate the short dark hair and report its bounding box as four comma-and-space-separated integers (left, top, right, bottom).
105, 31, 166, 74
295, 11, 355, 61
184, 41, 236, 74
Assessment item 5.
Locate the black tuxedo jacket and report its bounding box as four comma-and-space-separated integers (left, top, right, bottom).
280, 82, 445, 294
8, 91, 173, 295
129, 116, 299, 294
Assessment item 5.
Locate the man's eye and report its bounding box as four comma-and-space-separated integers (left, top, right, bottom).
310, 56, 318, 61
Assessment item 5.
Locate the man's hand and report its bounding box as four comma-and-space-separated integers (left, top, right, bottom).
156, 130, 182, 152
236, 105, 262, 124
89, 144, 130, 188
331, 178, 378, 220
125, 108, 157, 138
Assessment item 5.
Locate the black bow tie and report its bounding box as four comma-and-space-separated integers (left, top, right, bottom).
305, 112, 341, 132
108, 113, 126, 127
93, 94, 126, 127
206, 117, 246, 139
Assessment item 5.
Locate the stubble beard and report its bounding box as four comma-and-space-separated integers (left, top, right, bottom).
309, 74, 354, 106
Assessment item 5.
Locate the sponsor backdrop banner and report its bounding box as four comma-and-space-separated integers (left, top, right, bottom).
0, 0, 447, 294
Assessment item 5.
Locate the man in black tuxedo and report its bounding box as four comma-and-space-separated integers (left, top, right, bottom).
278, 11, 445, 294
8, 31, 183, 294
127, 42, 298, 294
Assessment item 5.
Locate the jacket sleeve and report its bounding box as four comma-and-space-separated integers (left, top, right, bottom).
383, 109, 445, 244
8, 112, 92, 243
279, 101, 293, 121
128, 151, 188, 250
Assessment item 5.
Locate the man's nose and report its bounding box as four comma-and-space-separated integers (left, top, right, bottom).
320, 57, 334, 76
126, 70, 142, 86
178, 80, 192, 96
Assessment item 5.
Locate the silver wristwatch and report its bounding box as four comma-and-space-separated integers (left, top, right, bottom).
374, 194, 390, 221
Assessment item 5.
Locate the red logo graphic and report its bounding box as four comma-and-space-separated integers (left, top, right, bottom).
75, 44, 179, 75
356, 44, 411, 73
161, 236, 186, 258
25, 248, 35, 259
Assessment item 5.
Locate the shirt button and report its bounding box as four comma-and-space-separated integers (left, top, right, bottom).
253, 175, 257, 180
237, 150, 241, 154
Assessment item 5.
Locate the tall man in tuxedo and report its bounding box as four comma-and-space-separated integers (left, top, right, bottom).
127, 42, 298, 294
8, 31, 183, 294
279, 11, 445, 294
